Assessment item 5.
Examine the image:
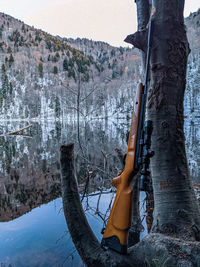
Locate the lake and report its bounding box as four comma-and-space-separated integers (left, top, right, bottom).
0, 118, 199, 266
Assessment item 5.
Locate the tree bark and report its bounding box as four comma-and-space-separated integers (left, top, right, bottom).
147, 0, 200, 240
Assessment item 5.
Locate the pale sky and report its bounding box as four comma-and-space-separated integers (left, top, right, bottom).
1, 0, 200, 47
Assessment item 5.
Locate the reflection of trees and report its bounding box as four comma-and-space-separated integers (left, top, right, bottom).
0, 183, 61, 222
75, 120, 126, 193
0, 120, 128, 221
0, 118, 199, 222
0, 123, 61, 221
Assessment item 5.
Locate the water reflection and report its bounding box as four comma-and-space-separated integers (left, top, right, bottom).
0, 187, 147, 267
0, 119, 199, 222
0, 118, 199, 266
0, 120, 129, 222
0, 195, 111, 267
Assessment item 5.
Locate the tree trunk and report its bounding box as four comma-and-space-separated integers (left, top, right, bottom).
127, 0, 200, 241
147, 0, 200, 240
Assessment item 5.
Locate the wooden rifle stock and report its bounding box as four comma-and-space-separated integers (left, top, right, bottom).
101, 83, 143, 254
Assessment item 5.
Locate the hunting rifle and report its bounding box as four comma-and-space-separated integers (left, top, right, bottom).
101, 13, 154, 254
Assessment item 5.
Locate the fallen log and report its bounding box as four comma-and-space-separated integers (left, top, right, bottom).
8, 124, 33, 135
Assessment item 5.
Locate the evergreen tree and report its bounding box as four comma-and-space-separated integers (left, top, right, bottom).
53, 66, 58, 74
0, 92, 2, 107
1, 64, 9, 100
63, 58, 68, 71
7, 47, 12, 53
8, 54, 14, 67
38, 62, 43, 78
2, 74, 9, 98
52, 55, 58, 62
68, 68, 76, 80
1, 63, 6, 73
21, 24, 25, 32
9, 82, 13, 95
55, 96, 61, 118
56, 52, 60, 58
0, 26, 3, 39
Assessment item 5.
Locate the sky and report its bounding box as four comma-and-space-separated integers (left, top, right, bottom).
1, 0, 200, 47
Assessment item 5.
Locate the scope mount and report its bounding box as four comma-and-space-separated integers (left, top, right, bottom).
139, 120, 154, 191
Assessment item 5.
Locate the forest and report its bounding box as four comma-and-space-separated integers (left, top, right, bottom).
0, 0, 200, 266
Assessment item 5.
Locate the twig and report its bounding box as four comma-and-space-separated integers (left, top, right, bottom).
95, 188, 103, 214
87, 189, 115, 197
1, 134, 32, 138
8, 124, 33, 135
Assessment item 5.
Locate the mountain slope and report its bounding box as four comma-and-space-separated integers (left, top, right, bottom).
0, 10, 199, 121
0, 12, 141, 120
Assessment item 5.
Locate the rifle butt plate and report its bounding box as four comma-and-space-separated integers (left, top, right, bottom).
101, 236, 127, 254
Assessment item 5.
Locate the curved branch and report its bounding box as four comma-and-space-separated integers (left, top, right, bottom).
60, 144, 133, 267
60, 144, 99, 256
